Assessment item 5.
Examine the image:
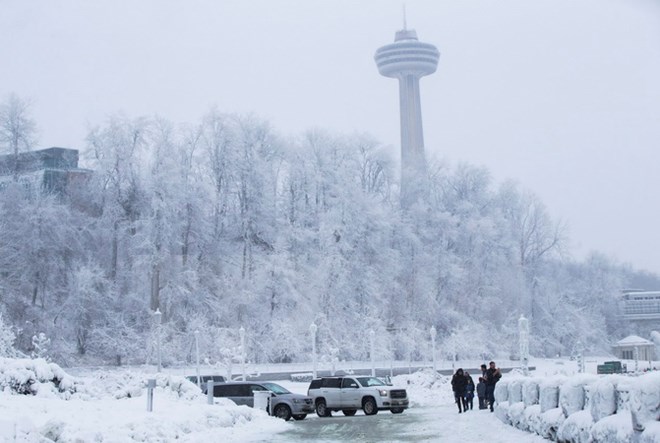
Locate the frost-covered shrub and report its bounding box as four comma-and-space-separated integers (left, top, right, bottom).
0, 314, 19, 358
590, 410, 633, 443
559, 375, 594, 417
540, 376, 565, 413
558, 410, 593, 443
494, 379, 509, 403
590, 378, 617, 422
539, 407, 565, 440
524, 404, 543, 435
508, 378, 523, 403
508, 402, 526, 430
628, 371, 660, 430
522, 379, 539, 406
0, 357, 75, 396
495, 400, 510, 424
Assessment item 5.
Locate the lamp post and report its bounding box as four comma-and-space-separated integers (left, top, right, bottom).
153, 309, 162, 373
519, 315, 529, 375
194, 329, 200, 388
369, 329, 376, 377
451, 332, 457, 369
239, 326, 246, 381
309, 322, 318, 378
430, 326, 437, 372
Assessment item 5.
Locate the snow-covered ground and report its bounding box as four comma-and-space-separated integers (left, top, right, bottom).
1, 357, 658, 442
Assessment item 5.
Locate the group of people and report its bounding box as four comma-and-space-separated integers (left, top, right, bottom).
451, 361, 502, 413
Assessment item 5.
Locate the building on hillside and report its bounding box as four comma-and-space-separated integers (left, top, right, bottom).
620, 289, 660, 336
611, 335, 656, 361
0, 147, 91, 197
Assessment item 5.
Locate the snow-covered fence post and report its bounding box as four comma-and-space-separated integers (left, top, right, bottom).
634, 346, 639, 372
575, 341, 584, 373
239, 326, 246, 381
430, 325, 436, 372
153, 309, 162, 372
519, 315, 529, 376
207, 380, 214, 404
147, 379, 155, 412
309, 322, 317, 378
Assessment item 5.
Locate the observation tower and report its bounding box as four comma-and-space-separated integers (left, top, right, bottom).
375, 25, 439, 207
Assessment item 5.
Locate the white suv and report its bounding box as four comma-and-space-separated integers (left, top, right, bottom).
307, 376, 409, 417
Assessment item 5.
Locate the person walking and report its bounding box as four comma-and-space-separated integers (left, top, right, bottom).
464, 371, 475, 410
476, 376, 487, 409
485, 361, 502, 412
451, 368, 468, 413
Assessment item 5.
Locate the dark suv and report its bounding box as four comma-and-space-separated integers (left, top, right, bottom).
307, 376, 409, 417
211, 381, 314, 421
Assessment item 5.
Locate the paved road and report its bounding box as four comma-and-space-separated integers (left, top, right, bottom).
269, 405, 546, 443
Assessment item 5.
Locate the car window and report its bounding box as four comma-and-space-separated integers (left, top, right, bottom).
341, 378, 359, 389
322, 378, 342, 388
356, 377, 387, 387
250, 384, 267, 393
214, 384, 242, 397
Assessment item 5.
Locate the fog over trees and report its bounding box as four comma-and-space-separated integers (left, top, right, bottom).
0, 96, 656, 366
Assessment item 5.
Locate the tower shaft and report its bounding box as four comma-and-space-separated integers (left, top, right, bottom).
399, 74, 427, 205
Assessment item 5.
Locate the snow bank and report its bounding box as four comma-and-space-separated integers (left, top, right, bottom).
0, 358, 290, 442
391, 369, 453, 407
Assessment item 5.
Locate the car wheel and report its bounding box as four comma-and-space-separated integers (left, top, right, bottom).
342, 409, 357, 416
362, 397, 378, 416
273, 404, 292, 421
292, 414, 307, 420
391, 407, 404, 414
316, 399, 331, 417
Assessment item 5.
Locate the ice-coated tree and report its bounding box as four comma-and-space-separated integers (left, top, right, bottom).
0, 313, 18, 357
0, 93, 37, 156
31, 332, 50, 360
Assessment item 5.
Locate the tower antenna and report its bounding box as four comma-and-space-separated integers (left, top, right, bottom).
402, 3, 407, 30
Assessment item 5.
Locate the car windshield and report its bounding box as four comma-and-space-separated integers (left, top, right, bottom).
261, 383, 291, 395
356, 377, 387, 387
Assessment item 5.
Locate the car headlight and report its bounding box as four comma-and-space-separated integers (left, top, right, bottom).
292, 398, 302, 403
379, 389, 388, 397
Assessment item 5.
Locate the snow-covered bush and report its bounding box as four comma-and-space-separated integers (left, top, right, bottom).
590, 378, 617, 422
589, 411, 633, 443
0, 358, 76, 396
557, 409, 593, 443
522, 378, 539, 406
640, 422, 660, 443
539, 407, 565, 440
559, 374, 596, 417
508, 401, 526, 430
629, 371, 660, 436
508, 378, 523, 403
494, 379, 509, 403
31, 333, 51, 361
524, 404, 543, 435
494, 400, 510, 424
540, 376, 564, 412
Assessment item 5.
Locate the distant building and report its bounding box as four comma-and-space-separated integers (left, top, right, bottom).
0, 147, 91, 197
611, 335, 656, 361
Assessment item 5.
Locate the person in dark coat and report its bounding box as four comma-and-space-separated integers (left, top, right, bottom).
464, 371, 475, 410
485, 361, 502, 412
451, 368, 468, 413
476, 377, 487, 409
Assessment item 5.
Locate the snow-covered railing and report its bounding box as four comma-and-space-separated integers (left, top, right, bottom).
493, 371, 660, 442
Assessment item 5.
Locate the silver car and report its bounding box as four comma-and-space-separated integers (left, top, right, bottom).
211, 381, 314, 421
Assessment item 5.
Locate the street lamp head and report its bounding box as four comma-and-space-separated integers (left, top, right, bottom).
430, 325, 436, 338
369, 329, 375, 337
153, 309, 162, 323
309, 322, 317, 335
239, 326, 245, 337
194, 329, 199, 336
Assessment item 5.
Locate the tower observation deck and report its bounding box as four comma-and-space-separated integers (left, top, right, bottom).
375, 28, 439, 208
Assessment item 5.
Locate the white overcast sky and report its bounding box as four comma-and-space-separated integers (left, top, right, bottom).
2, 0, 660, 275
